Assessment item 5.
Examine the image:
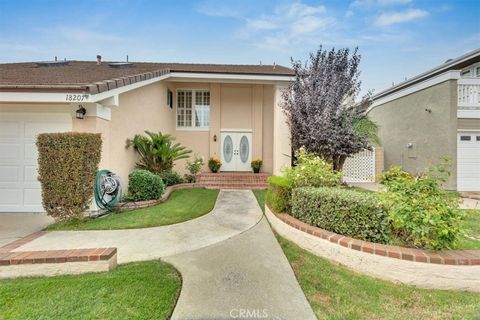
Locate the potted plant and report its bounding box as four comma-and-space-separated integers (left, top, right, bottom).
208, 157, 222, 173
251, 159, 262, 173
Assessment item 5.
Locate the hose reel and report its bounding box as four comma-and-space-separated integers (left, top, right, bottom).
94, 169, 121, 211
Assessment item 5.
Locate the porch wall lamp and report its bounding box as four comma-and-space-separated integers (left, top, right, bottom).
76, 105, 87, 119
213, 134, 217, 142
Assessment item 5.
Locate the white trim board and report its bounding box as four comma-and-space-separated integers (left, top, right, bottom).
0, 72, 293, 104
367, 71, 460, 114
220, 128, 253, 132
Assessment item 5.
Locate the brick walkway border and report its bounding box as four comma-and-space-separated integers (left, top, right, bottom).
276, 212, 480, 265
0, 231, 116, 273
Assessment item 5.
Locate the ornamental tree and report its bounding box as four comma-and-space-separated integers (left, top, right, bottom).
281, 46, 378, 171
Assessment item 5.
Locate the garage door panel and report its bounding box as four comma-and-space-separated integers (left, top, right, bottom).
24, 188, 42, 205
457, 132, 480, 192
0, 122, 20, 138
0, 166, 20, 182
0, 113, 72, 212
24, 166, 39, 183
24, 142, 38, 160
0, 143, 21, 161
0, 188, 20, 205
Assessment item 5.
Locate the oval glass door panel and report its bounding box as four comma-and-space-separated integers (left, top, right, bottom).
223, 135, 233, 163
239, 135, 249, 163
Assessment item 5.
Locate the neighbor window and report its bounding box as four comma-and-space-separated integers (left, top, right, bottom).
177, 90, 210, 129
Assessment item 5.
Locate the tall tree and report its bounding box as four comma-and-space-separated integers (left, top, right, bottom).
281, 46, 378, 171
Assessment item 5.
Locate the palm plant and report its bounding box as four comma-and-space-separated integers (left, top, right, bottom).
353, 115, 381, 146
126, 131, 191, 174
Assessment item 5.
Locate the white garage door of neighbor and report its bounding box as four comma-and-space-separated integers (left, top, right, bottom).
457, 132, 480, 192
0, 113, 72, 212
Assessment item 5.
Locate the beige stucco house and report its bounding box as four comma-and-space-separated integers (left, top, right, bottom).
0, 60, 293, 212
368, 48, 480, 191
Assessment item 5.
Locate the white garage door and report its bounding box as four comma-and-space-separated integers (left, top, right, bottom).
0, 113, 72, 212
457, 132, 480, 192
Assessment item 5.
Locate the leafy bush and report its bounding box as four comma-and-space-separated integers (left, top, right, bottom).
380, 165, 413, 186
37, 133, 102, 221
284, 148, 342, 188
380, 165, 463, 250
266, 176, 293, 213
159, 170, 184, 186
208, 157, 222, 173
185, 155, 204, 183
125, 169, 165, 201
126, 131, 191, 174
291, 187, 390, 243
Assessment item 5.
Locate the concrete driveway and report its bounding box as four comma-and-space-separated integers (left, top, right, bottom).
0, 213, 53, 247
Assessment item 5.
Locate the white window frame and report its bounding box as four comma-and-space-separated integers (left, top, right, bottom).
176, 89, 210, 131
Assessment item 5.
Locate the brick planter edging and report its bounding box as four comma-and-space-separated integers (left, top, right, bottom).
115, 183, 201, 210
0, 248, 117, 266
0, 232, 117, 266
276, 212, 480, 266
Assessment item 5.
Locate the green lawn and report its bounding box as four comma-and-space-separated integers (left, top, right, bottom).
48, 188, 219, 230
458, 209, 480, 250
253, 189, 266, 213
278, 236, 480, 320
0, 261, 181, 320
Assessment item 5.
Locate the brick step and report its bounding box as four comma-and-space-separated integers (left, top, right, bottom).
203, 185, 267, 190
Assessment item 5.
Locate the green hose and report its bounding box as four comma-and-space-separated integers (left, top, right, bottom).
94, 169, 121, 211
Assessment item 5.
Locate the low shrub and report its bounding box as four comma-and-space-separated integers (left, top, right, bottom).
291, 187, 390, 243
380, 164, 463, 250
284, 148, 342, 188
184, 155, 204, 183
266, 176, 293, 213
37, 132, 102, 221
125, 169, 165, 201
159, 170, 184, 186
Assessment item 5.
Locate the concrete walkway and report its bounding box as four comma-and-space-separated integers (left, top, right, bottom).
13, 190, 263, 263
0, 213, 53, 247
165, 217, 316, 320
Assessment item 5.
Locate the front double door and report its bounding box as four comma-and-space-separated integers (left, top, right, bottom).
220, 131, 252, 171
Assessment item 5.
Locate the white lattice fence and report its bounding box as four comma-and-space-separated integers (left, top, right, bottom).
342, 148, 376, 182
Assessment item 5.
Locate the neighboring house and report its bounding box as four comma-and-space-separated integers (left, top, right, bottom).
368, 48, 480, 192
0, 60, 293, 212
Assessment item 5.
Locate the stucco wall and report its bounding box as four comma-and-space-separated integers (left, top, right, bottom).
108, 81, 174, 185
369, 80, 458, 189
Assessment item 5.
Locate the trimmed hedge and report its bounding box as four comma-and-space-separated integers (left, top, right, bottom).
266, 176, 292, 213
125, 169, 165, 201
291, 187, 390, 243
37, 132, 102, 221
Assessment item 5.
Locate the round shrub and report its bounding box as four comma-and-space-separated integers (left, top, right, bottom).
380, 165, 463, 250
159, 170, 184, 186
266, 176, 293, 213
126, 169, 165, 201
291, 187, 390, 243
284, 148, 342, 188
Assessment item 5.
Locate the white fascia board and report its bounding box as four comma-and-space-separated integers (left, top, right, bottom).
89, 73, 170, 102
366, 70, 460, 114
0, 72, 293, 104
0, 91, 88, 103
168, 72, 294, 83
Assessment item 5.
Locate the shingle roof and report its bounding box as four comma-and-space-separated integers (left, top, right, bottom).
0, 61, 294, 94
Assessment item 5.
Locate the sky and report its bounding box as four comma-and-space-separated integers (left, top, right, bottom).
0, 0, 479, 94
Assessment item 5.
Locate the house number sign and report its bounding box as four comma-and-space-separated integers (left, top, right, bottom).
65, 94, 89, 102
